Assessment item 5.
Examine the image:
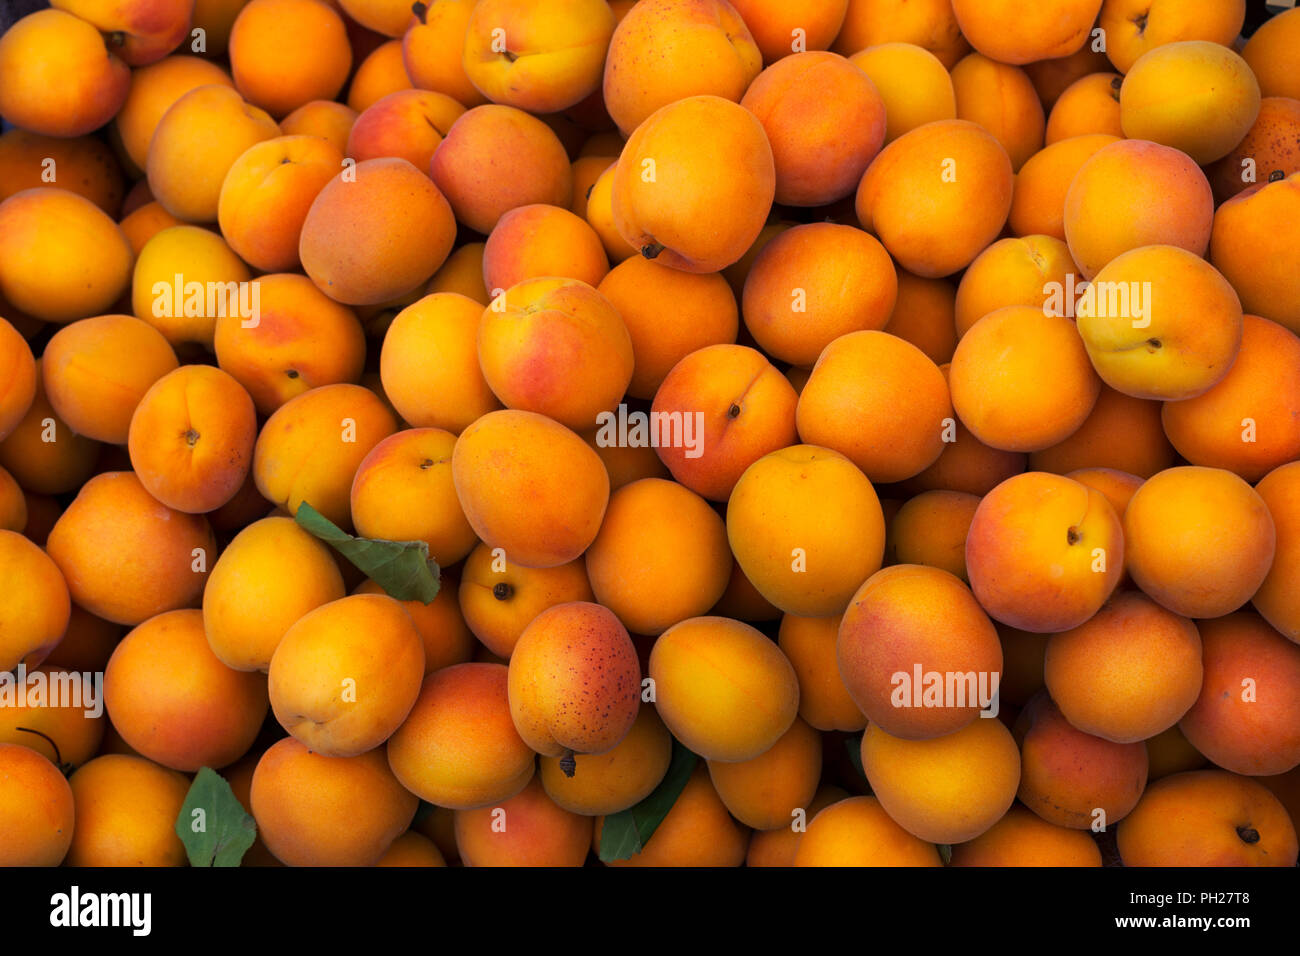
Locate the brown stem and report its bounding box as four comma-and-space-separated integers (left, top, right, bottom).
559, 750, 577, 778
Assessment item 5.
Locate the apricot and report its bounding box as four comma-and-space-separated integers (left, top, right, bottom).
776, 614, 865, 733
727, 445, 885, 617
1117, 769, 1298, 866
745, 784, 844, 866
104, 609, 267, 772
66, 754, 190, 867
452, 410, 608, 569
1077, 245, 1244, 401
1063, 139, 1214, 280
375, 830, 446, 867
46, 472, 215, 627
228, 0, 351, 117
966, 472, 1124, 633
252, 383, 398, 530
478, 278, 632, 430
1024, 44, 1113, 110
127, 365, 257, 514
147, 84, 279, 223
1101, 0, 1246, 74
881, 271, 958, 366
705, 717, 821, 831
203, 515, 346, 672
1045, 592, 1201, 744
426, 244, 490, 304
613, 95, 774, 274
260, 98, 340, 148
386, 663, 536, 809
792, 794, 940, 866
0, 530, 70, 673
584, 429, 673, 492
861, 717, 1020, 844
131, 225, 251, 349
950, 53, 1045, 172
0, 189, 134, 324
0, 10, 131, 138
457, 544, 594, 658
1008, 133, 1119, 240
268, 593, 424, 757
651, 344, 797, 501
119, 202, 186, 255
1209, 98, 1300, 204
454, 775, 592, 867
1255, 462, 1300, 641
950, 0, 1101, 65
214, 273, 366, 415
1120, 41, 1260, 165
507, 601, 639, 759
1179, 613, 1300, 776
431, 105, 573, 235
585, 162, 637, 264
950, 307, 1101, 453
346, 39, 413, 112
539, 703, 671, 815
838, 564, 1001, 740
0, 360, 100, 496
1210, 171, 1300, 335
1161, 316, 1300, 482
300, 157, 456, 307
740, 52, 885, 207
597, 763, 748, 867
353, 577, 473, 677
0, 467, 24, 532
252, 737, 418, 866
1242, 7, 1300, 100
1066, 468, 1143, 526
1124, 466, 1275, 619
0, 744, 75, 867
1045, 72, 1123, 144
1015, 692, 1148, 830
461, 0, 614, 114
50, 0, 191, 66
856, 120, 1013, 278
346, 90, 463, 176
0, 316, 36, 442
650, 616, 798, 762
602, 0, 761, 136
729, 0, 846, 62
585, 478, 730, 635
216, 135, 343, 273
742, 224, 897, 367
1029, 386, 1175, 479
953, 235, 1078, 339
482, 205, 608, 293
596, 257, 737, 400
832, 0, 969, 69
801, 332, 950, 482
114, 55, 235, 172
949, 806, 1103, 867
1146, 724, 1210, 781
403, 0, 486, 108
848, 43, 955, 145
0, 130, 125, 215
890, 491, 980, 581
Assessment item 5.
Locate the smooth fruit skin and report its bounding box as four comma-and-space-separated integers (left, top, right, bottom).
268, 593, 425, 757
251, 737, 418, 867
649, 616, 799, 762
0, 744, 75, 867
707, 717, 822, 830
454, 775, 593, 867
451, 409, 609, 570
539, 703, 672, 816
1254, 462, 1300, 641
0, 316, 36, 442
0, 529, 71, 673
1210, 171, 1300, 335
507, 601, 640, 757
949, 806, 1103, 867
794, 796, 943, 867
612, 95, 775, 273
66, 755, 190, 867
1117, 770, 1298, 866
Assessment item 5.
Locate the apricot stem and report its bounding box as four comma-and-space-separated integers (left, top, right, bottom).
726, 403, 741, 419
493, 582, 513, 601
641, 242, 665, 260
1237, 825, 1260, 845
15, 727, 65, 772
559, 749, 577, 778
411, 2, 428, 24
1269, 170, 1285, 183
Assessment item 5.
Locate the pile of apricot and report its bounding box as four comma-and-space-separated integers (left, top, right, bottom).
1, 0, 1299, 868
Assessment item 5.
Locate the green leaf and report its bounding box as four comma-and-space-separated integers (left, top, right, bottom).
598, 740, 697, 863
294, 501, 441, 603
938, 843, 953, 865
175, 767, 257, 867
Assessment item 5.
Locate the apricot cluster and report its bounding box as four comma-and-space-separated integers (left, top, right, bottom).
1, 0, 1300, 870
